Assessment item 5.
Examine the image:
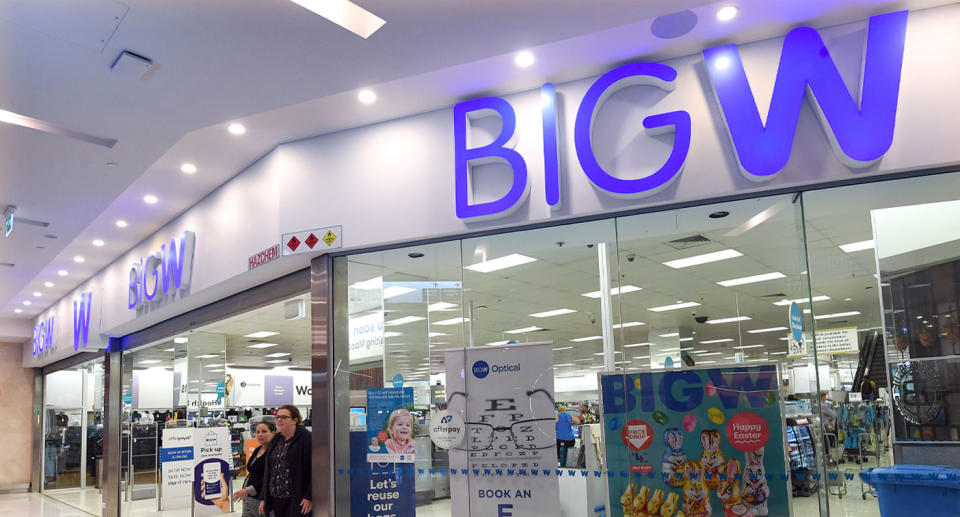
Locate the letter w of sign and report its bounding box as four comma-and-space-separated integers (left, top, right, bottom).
703, 10, 907, 179
73, 291, 93, 351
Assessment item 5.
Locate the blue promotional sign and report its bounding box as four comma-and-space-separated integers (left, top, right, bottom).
160, 446, 194, 463
366, 387, 415, 464
122, 392, 132, 405
349, 431, 415, 517
216, 382, 226, 398
789, 302, 803, 343
392, 373, 404, 388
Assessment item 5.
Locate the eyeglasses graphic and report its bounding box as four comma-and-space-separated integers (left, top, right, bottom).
448, 389, 556, 452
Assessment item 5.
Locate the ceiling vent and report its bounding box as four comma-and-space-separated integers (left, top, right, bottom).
111, 50, 153, 80
665, 234, 710, 250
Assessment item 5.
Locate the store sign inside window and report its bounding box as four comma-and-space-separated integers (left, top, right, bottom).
128, 231, 196, 311
454, 10, 908, 221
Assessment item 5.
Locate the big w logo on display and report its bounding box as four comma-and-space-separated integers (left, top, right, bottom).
128, 230, 196, 311
453, 11, 908, 221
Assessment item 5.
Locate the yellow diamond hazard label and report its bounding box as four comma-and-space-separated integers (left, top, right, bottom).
322, 230, 337, 246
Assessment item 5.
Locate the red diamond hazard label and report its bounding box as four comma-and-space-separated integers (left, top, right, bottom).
287, 236, 301, 252
305, 233, 319, 249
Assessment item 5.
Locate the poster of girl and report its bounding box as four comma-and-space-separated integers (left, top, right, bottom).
384, 408, 416, 455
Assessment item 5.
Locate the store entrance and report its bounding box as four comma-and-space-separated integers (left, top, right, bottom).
42, 357, 105, 512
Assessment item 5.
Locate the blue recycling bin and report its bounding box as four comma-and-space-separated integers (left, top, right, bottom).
860, 465, 960, 517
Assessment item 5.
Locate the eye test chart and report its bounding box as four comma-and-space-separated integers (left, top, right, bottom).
445, 342, 560, 517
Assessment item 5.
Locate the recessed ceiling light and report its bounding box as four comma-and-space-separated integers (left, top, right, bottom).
839, 240, 874, 253
22, 301, 31, 306
32, 292, 41, 297
581, 285, 642, 298
14, 308, 22, 314
427, 332, 447, 338
180, 163, 197, 174
571, 336, 603, 342
228, 123, 246, 135
433, 317, 470, 326
143, 194, 158, 204
679, 337, 694, 342
663, 249, 742, 269
358, 89, 377, 104
465, 253, 537, 273
529, 308, 576, 318
504, 326, 542, 334
385, 316, 426, 326
624, 343, 651, 348
716, 5, 738, 21
733, 344, 766, 349
44, 281, 54, 288
383, 286, 416, 299
265, 352, 292, 358
246, 343, 279, 349
747, 327, 789, 334
92, 239, 105, 247
115, 220, 128, 228
138, 360, 162, 365
695, 352, 724, 356
613, 321, 645, 329
707, 316, 752, 325
658, 332, 680, 338
514, 51, 535, 68
57, 270, 68, 276
814, 311, 862, 320
73, 256, 85, 263
717, 272, 786, 287
195, 354, 220, 359
427, 302, 457, 312
773, 296, 830, 306
700, 338, 734, 344
554, 346, 573, 351
244, 331, 279, 338
287, 0, 386, 39
266, 359, 288, 364
649, 301, 701, 312
844, 298, 853, 301
383, 332, 403, 338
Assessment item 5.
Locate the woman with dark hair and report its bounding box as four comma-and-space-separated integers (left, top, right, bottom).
260, 405, 312, 516
232, 420, 276, 517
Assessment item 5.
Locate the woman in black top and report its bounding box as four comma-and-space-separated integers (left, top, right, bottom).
232, 420, 276, 517
260, 405, 312, 516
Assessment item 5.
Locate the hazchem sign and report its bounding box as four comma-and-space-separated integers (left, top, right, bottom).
453, 11, 907, 221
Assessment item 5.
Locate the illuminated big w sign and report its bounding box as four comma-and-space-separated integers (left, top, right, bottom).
128, 231, 196, 310
454, 11, 908, 220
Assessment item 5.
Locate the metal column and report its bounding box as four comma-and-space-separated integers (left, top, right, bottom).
312, 255, 335, 516
102, 343, 122, 516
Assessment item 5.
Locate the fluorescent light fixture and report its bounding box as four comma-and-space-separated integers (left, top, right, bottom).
717, 272, 786, 287
386, 316, 426, 326
773, 296, 830, 306
679, 337, 694, 342
195, 354, 219, 359
383, 332, 403, 338
245, 331, 279, 338
814, 311, 861, 320
632, 356, 650, 360
770, 351, 788, 355
350, 277, 382, 290
613, 321, 645, 329
464, 253, 536, 273
207, 369, 225, 372
434, 317, 469, 326
383, 285, 416, 299
357, 89, 377, 104
649, 302, 701, 312
428, 332, 447, 338
266, 359, 288, 364
92, 239, 104, 247
288, 0, 386, 39
530, 308, 576, 318
138, 360, 162, 365
698, 360, 718, 365
716, 5, 738, 21
581, 285, 642, 298
594, 351, 624, 356
428, 302, 457, 312
486, 340, 510, 346
163, 348, 175, 352
624, 343, 651, 348
143, 194, 158, 204
707, 316, 752, 324
115, 219, 128, 228
73, 256, 85, 263
228, 123, 246, 135
571, 336, 602, 342
839, 240, 875, 253
180, 163, 197, 174
554, 346, 573, 351
748, 327, 789, 334
662, 249, 742, 269
658, 332, 680, 338
57, 269, 68, 276
246, 343, 279, 349
265, 352, 292, 358
700, 338, 734, 344
514, 51, 535, 68
659, 347, 681, 352
173, 337, 188, 344
204, 363, 226, 368
504, 326, 542, 334
734, 344, 766, 349
695, 352, 724, 357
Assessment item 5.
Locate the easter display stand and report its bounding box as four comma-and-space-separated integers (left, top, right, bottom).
599, 364, 792, 517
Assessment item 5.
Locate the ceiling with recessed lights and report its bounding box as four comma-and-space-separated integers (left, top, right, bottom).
0, 0, 955, 338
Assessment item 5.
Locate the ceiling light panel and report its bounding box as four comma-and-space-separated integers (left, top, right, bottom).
246, 343, 279, 349
244, 331, 279, 338
581, 285, 642, 298
288, 0, 386, 39
814, 311, 861, 320
613, 321, 645, 329
265, 352, 292, 358
707, 316, 752, 324
747, 327, 789, 334
773, 296, 830, 306
427, 302, 457, 312
839, 240, 875, 253
700, 338, 734, 344
385, 316, 426, 326
434, 317, 469, 326
464, 254, 536, 273
649, 302, 701, 312
383, 286, 416, 299
504, 326, 542, 334
717, 272, 786, 287
529, 308, 576, 318
662, 249, 742, 269
571, 336, 602, 342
